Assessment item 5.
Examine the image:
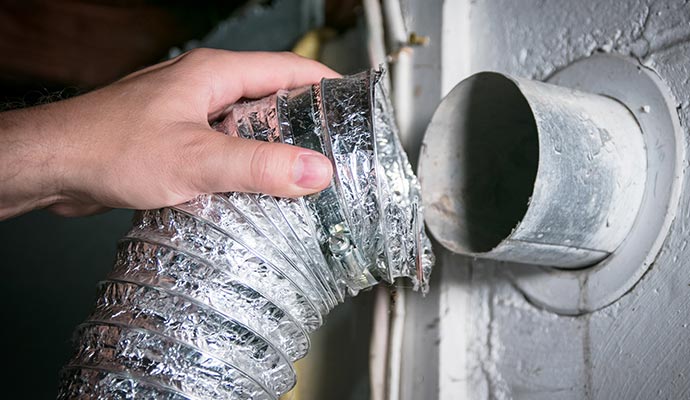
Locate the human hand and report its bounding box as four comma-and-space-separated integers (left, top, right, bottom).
0, 49, 339, 220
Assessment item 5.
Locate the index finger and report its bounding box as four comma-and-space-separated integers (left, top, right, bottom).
182, 49, 341, 116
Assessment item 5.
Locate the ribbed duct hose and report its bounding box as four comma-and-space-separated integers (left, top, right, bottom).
57, 69, 434, 400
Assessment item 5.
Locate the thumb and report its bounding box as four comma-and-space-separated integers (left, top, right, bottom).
185, 130, 333, 198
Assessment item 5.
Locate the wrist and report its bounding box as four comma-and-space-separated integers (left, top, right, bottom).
0, 104, 69, 219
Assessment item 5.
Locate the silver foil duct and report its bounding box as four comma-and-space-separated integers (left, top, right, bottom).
58, 69, 434, 400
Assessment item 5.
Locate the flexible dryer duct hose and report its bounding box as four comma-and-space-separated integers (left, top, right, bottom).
57, 69, 434, 399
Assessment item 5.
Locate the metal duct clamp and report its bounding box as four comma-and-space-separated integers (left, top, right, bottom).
285, 69, 432, 293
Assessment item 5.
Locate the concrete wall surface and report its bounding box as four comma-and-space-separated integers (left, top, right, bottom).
400, 0, 690, 399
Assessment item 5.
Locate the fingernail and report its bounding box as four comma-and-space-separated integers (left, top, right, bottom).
293, 153, 332, 189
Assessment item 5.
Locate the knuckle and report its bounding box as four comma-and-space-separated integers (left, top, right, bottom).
184, 47, 214, 61
280, 51, 304, 63
249, 143, 281, 192
168, 134, 206, 191
178, 48, 219, 71
279, 50, 297, 58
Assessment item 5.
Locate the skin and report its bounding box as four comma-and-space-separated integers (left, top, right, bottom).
0, 49, 339, 220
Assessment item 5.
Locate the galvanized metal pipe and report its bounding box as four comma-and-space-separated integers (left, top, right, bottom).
420, 72, 646, 269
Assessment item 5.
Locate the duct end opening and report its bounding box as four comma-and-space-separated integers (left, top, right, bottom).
421, 72, 539, 254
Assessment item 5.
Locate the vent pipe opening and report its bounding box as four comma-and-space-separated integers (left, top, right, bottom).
421, 71, 646, 269
423, 73, 539, 254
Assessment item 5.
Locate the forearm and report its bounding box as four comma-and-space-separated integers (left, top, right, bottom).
0, 104, 66, 219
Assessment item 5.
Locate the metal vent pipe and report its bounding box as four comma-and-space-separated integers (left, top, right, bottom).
420, 72, 646, 269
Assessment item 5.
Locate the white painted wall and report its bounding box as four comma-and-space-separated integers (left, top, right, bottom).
400, 1, 690, 398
